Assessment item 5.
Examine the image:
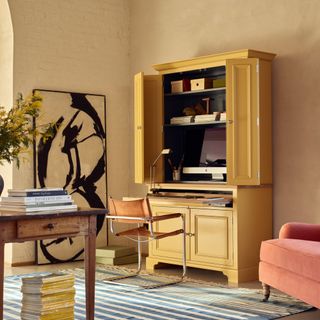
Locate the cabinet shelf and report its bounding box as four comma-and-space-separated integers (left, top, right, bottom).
165, 87, 226, 97
164, 120, 226, 128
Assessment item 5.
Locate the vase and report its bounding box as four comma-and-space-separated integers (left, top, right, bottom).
0, 174, 3, 196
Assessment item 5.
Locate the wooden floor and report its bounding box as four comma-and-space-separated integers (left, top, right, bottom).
4, 260, 319, 319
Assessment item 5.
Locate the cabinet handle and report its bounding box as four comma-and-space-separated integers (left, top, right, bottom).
227, 120, 233, 124
46, 223, 55, 230
137, 125, 142, 130
186, 233, 195, 237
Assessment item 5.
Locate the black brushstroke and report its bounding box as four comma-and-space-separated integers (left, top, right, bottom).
40, 240, 84, 264
60, 110, 81, 188
37, 117, 64, 187
36, 92, 106, 264
70, 93, 105, 138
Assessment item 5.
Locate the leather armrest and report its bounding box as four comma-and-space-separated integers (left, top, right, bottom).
150, 213, 182, 222
279, 222, 320, 242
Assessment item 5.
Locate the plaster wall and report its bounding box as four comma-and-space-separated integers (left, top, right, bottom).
0, 0, 13, 263
0, 0, 13, 192
0, 0, 13, 108
3, 0, 320, 263
7, 0, 131, 263
128, 0, 320, 236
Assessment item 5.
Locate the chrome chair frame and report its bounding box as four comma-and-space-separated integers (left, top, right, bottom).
104, 197, 187, 288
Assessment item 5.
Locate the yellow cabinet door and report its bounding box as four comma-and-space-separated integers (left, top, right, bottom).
190, 208, 234, 266
226, 58, 260, 185
134, 72, 163, 183
149, 205, 190, 260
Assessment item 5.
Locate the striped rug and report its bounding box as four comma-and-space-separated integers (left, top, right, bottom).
4, 269, 312, 320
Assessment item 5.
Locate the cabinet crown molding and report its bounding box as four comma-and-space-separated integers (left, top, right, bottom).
153, 49, 276, 74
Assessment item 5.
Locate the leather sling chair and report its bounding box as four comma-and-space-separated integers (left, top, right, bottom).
104, 196, 187, 288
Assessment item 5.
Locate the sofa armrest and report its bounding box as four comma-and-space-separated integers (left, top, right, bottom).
279, 222, 320, 241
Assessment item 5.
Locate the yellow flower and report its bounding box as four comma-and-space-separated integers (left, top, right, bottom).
0, 92, 52, 167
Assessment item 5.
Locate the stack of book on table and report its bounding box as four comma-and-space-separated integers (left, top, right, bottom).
0, 188, 77, 213
20, 273, 75, 320
96, 245, 138, 265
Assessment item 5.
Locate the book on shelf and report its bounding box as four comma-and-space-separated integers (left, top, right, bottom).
8, 188, 68, 197
0, 204, 77, 212
220, 112, 226, 121
96, 245, 135, 258
170, 116, 194, 124
96, 253, 138, 265
0, 195, 72, 204
194, 114, 217, 122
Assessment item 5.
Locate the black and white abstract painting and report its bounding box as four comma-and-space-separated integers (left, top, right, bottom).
33, 89, 107, 264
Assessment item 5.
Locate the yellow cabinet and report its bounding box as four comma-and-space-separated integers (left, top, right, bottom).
134, 49, 275, 186
149, 206, 233, 267
134, 49, 275, 283
146, 185, 272, 283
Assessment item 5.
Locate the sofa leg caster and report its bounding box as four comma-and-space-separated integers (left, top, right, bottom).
262, 283, 270, 302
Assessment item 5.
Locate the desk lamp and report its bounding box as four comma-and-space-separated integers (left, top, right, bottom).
150, 148, 172, 192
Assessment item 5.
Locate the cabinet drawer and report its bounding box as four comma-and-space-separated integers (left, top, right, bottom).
17, 217, 81, 239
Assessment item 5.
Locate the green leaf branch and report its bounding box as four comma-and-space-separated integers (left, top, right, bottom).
0, 92, 53, 167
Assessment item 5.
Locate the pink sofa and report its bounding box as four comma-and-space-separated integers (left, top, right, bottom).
259, 222, 320, 308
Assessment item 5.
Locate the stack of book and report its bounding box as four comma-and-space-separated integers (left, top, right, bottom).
20, 273, 75, 320
202, 197, 233, 207
0, 188, 77, 213
96, 245, 138, 265
220, 112, 226, 121
170, 116, 194, 124
194, 114, 218, 123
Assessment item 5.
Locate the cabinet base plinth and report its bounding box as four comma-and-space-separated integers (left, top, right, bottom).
222, 266, 258, 283
146, 257, 169, 272
146, 256, 258, 284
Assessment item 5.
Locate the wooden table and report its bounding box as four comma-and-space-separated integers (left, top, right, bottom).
0, 207, 107, 320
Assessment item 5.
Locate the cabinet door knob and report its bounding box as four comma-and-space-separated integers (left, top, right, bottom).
227, 119, 234, 124
47, 223, 55, 230
137, 125, 142, 130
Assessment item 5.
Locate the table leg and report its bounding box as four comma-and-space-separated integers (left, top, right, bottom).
85, 215, 97, 320
0, 242, 4, 320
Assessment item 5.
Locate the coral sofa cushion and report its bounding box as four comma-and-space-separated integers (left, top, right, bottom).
260, 238, 320, 282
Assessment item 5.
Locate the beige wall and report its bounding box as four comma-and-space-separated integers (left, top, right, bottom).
0, 0, 13, 194
5, 0, 131, 263
0, 0, 13, 263
0, 0, 13, 108
3, 0, 320, 262
128, 0, 320, 235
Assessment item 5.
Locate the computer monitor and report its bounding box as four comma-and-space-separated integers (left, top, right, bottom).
183, 127, 226, 167
182, 127, 226, 181
200, 127, 226, 166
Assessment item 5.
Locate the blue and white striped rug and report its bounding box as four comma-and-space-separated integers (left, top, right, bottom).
4, 269, 312, 320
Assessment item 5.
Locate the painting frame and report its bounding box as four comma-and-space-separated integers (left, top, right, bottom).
33, 89, 107, 264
